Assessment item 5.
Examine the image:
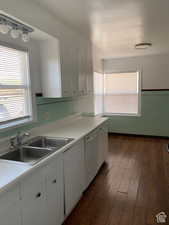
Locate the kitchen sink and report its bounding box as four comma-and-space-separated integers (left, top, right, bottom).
0, 147, 51, 165
25, 136, 74, 151
0, 136, 74, 165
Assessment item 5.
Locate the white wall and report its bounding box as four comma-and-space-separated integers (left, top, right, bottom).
103, 53, 169, 89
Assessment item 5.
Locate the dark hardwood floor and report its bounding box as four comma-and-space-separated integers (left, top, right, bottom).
64, 134, 169, 225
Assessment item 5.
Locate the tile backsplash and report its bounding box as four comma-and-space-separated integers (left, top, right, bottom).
0, 97, 76, 139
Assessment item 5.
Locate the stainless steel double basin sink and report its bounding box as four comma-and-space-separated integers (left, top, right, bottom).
0, 136, 74, 165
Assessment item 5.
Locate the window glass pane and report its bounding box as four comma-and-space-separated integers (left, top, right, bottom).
0, 45, 28, 85
0, 89, 30, 123
104, 72, 139, 114
0, 44, 32, 126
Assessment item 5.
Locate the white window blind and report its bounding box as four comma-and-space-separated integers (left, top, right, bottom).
104, 72, 140, 115
0, 44, 32, 127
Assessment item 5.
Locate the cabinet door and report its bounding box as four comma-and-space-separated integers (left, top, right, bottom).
70, 41, 79, 97
102, 125, 108, 161
97, 125, 108, 170
64, 140, 85, 215
21, 168, 47, 225
45, 154, 64, 225
78, 40, 88, 96
60, 38, 79, 97
60, 40, 73, 97
0, 186, 21, 225
85, 132, 98, 188
86, 43, 93, 95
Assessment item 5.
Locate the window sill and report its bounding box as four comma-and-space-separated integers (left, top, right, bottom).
103, 113, 141, 117
0, 117, 34, 132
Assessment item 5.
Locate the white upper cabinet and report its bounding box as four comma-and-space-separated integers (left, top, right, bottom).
40, 33, 93, 98
78, 39, 93, 96
40, 38, 62, 98
78, 38, 87, 96
60, 36, 79, 97
86, 42, 94, 95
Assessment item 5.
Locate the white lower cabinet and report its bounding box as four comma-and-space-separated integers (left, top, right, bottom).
45, 155, 64, 225
64, 140, 85, 216
0, 123, 108, 225
20, 154, 64, 225
21, 169, 47, 225
0, 186, 21, 225
97, 125, 108, 170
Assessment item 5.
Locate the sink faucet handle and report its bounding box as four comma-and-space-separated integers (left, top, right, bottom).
10, 136, 17, 149
24, 132, 30, 137
19, 132, 30, 145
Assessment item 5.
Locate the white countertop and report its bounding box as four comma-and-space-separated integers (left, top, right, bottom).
0, 115, 108, 194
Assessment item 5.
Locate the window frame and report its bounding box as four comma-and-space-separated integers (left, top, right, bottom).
0, 41, 36, 131
103, 70, 142, 117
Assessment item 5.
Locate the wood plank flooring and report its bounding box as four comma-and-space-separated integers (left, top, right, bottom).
64, 134, 169, 225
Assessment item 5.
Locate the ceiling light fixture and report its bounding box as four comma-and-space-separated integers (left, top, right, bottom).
0, 23, 11, 34
135, 42, 152, 50
21, 31, 30, 42
0, 14, 34, 42
10, 27, 20, 39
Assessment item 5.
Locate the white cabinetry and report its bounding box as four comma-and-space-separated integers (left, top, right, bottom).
45, 155, 64, 225
64, 140, 85, 216
60, 38, 79, 97
78, 39, 93, 96
21, 169, 47, 225
0, 122, 107, 225
97, 125, 108, 169
20, 154, 64, 225
78, 40, 87, 96
40, 38, 63, 98
40, 34, 93, 98
0, 186, 21, 225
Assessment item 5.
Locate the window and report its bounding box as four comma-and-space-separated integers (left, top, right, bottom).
0, 44, 33, 129
103, 72, 140, 115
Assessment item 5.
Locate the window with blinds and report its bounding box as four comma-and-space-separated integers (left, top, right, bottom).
104, 72, 140, 115
0, 44, 32, 128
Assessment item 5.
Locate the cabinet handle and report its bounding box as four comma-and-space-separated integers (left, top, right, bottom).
52, 179, 57, 184
36, 192, 42, 198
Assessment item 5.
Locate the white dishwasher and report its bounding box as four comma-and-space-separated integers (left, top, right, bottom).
85, 130, 99, 189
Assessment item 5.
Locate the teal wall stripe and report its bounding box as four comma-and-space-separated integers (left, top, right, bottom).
107, 91, 169, 137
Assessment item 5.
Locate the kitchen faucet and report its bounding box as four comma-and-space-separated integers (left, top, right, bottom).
10, 132, 30, 149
